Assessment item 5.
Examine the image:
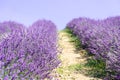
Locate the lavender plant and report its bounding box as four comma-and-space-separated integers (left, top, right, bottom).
26, 20, 60, 79
0, 22, 27, 80
67, 16, 120, 79
0, 21, 25, 41
0, 20, 60, 80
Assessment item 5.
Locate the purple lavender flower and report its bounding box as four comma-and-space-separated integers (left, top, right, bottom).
0, 20, 60, 80
67, 16, 120, 79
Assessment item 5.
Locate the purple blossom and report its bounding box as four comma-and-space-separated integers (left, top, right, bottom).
0, 20, 60, 79
67, 16, 120, 79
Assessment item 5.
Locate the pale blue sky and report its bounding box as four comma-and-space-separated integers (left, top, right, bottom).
0, 0, 120, 30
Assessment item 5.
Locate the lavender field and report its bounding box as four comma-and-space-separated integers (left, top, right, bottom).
0, 16, 120, 80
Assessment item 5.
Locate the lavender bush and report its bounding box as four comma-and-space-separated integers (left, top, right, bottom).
0, 20, 60, 80
67, 16, 120, 79
0, 21, 25, 41
26, 20, 60, 79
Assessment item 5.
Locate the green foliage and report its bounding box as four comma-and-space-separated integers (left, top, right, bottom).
62, 27, 73, 34
70, 35, 81, 50
56, 67, 64, 74
67, 58, 107, 78
68, 64, 83, 71
84, 58, 107, 78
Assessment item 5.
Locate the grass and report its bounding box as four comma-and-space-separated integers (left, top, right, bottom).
56, 61, 106, 79
56, 64, 84, 78
67, 57, 106, 78
66, 58, 107, 79
84, 58, 107, 78
68, 64, 83, 71
56, 67, 64, 74
61, 27, 73, 34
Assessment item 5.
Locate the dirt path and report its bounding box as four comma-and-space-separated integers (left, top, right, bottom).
53, 31, 100, 80
59, 32, 81, 66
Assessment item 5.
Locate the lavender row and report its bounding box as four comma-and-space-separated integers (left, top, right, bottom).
0, 20, 60, 80
67, 16, 120, 79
